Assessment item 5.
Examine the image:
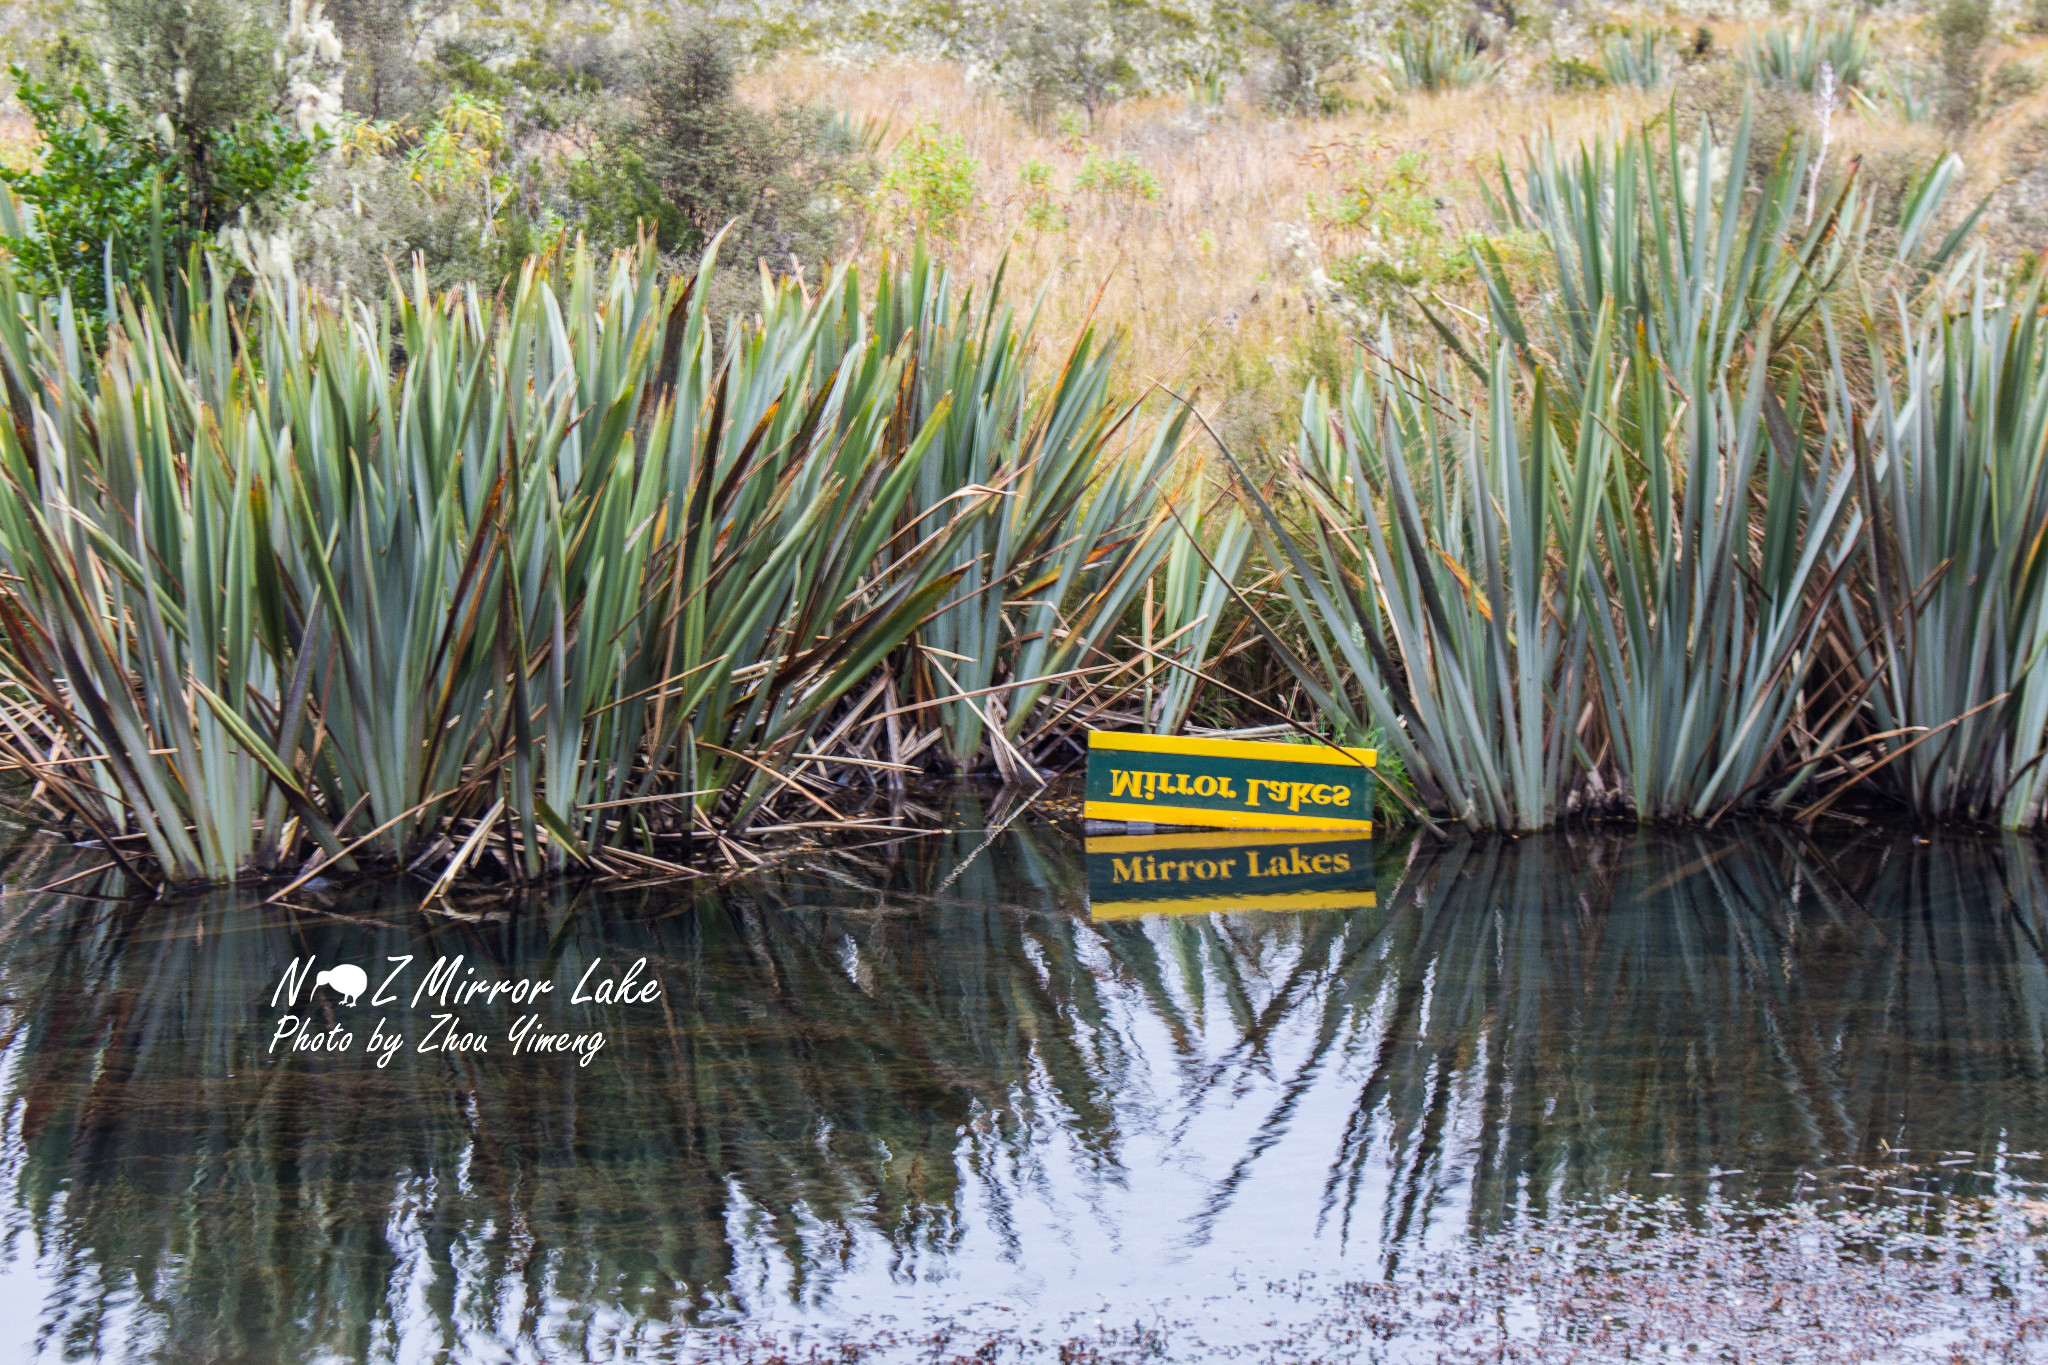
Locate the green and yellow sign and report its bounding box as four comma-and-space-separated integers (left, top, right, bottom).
1087, 830, 1376, 919
1083, 732, 1375, 832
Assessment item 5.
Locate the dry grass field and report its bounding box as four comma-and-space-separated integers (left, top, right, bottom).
755, 59, 1661, 448
747, 16, 2048, 452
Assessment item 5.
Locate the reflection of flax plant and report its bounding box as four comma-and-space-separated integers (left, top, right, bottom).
2, 822, 2046, 1346
1275, 831, 2048, 1243
0, 805, 1139, 1349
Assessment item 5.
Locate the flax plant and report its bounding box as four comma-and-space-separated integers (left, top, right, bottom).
880, 253, 1187, 775
1840, 272, 2048, 827
1149, 490, 1250, 735
1243, 336, 1602, 832
1212, 106, 2014, 832
0, 268, 349, 883
1474, 118, 1869, 820
1738, 16, 1870, 92
0, 240, 1173, 885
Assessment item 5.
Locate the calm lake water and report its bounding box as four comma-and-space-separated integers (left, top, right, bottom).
0, 796, 2044, 1362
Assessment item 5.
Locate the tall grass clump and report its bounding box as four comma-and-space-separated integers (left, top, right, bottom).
1738, 17, 1870, 92
1598, 26, 1673, 90
1472, 118, 1874, 823
877, 262, 1187, 779
1836, 272, 2048, 827
1241, 338, 1599, 832
0, 242, 1182, 886
1384, 26, 1501, 95
1226, 113, 1863, 830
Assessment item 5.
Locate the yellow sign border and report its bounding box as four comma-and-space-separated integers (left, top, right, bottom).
1084, 732, 1377, 832
1087, 829, 1372, 854
1090, 889, 1379, 920
1088, 732, 1377, 768
1085, 801, 1373, 833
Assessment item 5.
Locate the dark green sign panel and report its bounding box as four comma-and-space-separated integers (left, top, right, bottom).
1085, 732, 1374, 832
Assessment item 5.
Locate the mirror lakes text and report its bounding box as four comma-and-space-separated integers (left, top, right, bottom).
1108, 845, 1355, 885
1103, 768, 1356, 813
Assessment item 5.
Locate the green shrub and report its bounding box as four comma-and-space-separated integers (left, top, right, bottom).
1017, 157, 1067, 233
0, 72, 163, 315
1546, 56, 1610, 93
0, 66, 319, 316
1073, 150, 1160, 206
1315, 149, 1473, 299
567, 21, 868, 274
879, 123, 979, 240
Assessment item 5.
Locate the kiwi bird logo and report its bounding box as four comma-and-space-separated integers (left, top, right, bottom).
315, 963, 369, 1007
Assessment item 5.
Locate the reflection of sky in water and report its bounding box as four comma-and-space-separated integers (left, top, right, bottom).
0, 805, 2043, 1361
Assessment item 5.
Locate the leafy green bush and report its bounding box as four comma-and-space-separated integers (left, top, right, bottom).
878, 123, 979, 240
1017, 157, 1067, 233
0, 66, 319, 316
1312, 148, 1492, 301
1546, 57, 1609, 93
0, 72, 163, 314
1073, 150, 1160, 207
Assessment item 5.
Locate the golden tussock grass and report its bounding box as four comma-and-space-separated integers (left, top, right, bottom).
750, 30, 2048, 453
751, 58, 1662, 452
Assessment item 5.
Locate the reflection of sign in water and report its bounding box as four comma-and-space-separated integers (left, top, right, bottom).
1087, 830, 1377, 919
1084, 732, 1374, 832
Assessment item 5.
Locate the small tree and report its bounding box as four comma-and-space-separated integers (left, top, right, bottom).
91, 0, 343, 230
325, 0, 450, 121
981, 0, 1164, 129
568, 21, 867, 274
1249, 0, 1355, 114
